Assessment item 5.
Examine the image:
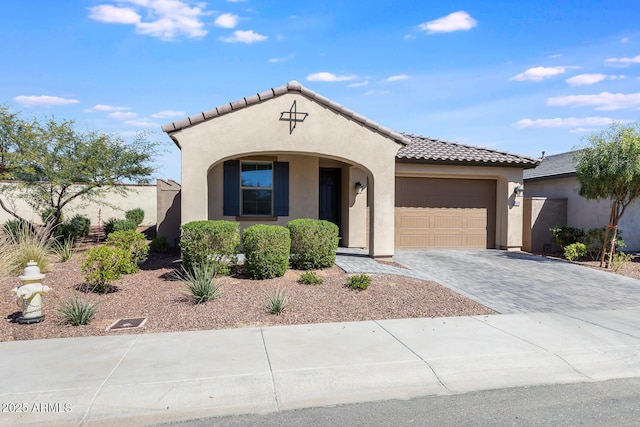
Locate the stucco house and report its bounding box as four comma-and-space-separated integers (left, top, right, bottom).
523, 151, 640, 251
161, 81, 538, 258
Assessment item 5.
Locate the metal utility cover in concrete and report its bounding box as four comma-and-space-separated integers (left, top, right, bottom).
108, 317, 147, 331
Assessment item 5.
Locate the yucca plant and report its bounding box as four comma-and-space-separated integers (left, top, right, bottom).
175, 262, 222, 304
52, 238, 76, 262
267, 289, 288, 315
57, 295, 98, 326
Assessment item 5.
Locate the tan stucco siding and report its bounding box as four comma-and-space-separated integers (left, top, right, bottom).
525, 177, 640, 251
395, 163, 525, 250
173, 92, 401, 257
206, 154, 319, 228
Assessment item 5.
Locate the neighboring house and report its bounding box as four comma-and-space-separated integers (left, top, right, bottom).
523, 151, 640, 251
161, 81, 538, 258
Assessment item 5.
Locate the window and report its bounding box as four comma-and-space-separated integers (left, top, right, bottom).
223, 160, 288, 217
241, 161, 273, 216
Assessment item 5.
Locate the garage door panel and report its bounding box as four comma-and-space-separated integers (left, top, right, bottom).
395, 178, 496, 249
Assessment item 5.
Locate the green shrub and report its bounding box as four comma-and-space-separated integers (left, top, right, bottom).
267, 289, 288, 315
347, 274, 371, 290
107, 230, 149, 265
288, 219, 339, 270
113, 219, 137, 233
585, 227, 626, 261
242, 224, 290, 280
550, 226, 585, 248
299, 271, 323, 285
55, 214, 90, 242
40, 208, 60, 225
150, 235, 170, 253
103, 218, 118, 237
125, 208, 145, 226
564, 242, 587, 261
81, 245, 133, 293
103, 218, 136, 237
175, 261, 222, 304
179, 220, 240, 275
56, 295, 98, 326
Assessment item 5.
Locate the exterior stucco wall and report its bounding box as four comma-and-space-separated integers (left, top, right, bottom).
522, 197, 567, 252
395, 163, 525, 250
525, 177, 640, 251
156, 179, 181, 247
172, 92, 401, 257
0, 181, 157, 227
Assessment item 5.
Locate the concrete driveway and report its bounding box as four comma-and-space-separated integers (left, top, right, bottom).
337, 249, 640, 314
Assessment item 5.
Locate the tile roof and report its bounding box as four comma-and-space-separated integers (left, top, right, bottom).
162, 80, 411, 147
523, 150, 580, 180
162, 81, 540, 168
397, 134, 540, 168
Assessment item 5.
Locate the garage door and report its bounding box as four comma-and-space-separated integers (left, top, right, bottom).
395, 177, 496, 249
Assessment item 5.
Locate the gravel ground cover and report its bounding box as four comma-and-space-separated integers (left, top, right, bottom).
1, 247, 492, 342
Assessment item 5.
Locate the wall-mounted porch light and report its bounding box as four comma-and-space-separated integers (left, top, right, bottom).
514, 185, 524, 197
355, 181, 364, 194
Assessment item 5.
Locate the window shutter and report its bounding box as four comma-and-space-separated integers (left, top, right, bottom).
273, 161, 289, 216
223, 160, 240, 216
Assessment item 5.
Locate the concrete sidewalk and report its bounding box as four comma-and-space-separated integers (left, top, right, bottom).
2, 308, 640, 426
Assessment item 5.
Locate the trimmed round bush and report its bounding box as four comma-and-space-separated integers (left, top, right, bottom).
179, 220, 240, 275
242, 224, 290, 280
125, 208, 145, 226
288, 219, 339, 270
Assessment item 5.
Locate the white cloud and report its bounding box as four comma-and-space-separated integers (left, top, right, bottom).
565, 73, 625, 86
384, 74, 409, 82
88, 0, 209, 41
547, 92, 640, 110
364, 90, 390, 96
267, 54, 294, 63
220, 30, 267, 43
347, 80, 369, 88
548, 53, 562, 59
108, 111, 138, 119
214, 13, 238, 28
84, 104, 130, 112
306, 72, 357, 82
510, 66, 578, 82
621, 37, 630, 43
403, 34, 416, 40
151, 110, 186, 118
13, 95, 80, 107
418, 11, 477, 34
513, 117, 630, 129
124, 119, 161, 127
605, 55, 640, 64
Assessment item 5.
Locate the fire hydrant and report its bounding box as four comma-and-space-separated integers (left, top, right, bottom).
12, 261, 51, 324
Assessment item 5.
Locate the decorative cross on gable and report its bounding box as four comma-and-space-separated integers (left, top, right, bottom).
279, 100, 309, 134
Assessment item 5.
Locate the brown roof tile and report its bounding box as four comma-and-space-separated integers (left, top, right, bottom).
397, 134, 540, 167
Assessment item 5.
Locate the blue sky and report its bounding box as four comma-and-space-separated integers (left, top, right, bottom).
2, 0, 639, 182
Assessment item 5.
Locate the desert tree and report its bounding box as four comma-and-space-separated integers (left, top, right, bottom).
574, 122, 640, 267
0, 107, 159, 226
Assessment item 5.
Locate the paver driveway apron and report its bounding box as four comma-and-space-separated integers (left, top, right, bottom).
392, 250, 640, 314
